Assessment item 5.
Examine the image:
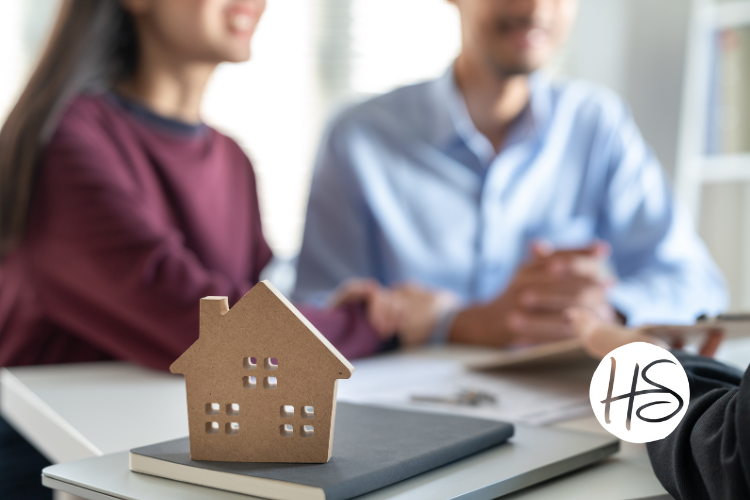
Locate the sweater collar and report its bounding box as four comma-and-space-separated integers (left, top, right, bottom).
107, 92, 208, 138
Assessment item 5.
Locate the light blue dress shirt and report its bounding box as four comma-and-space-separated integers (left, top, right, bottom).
295, 67, 728, 326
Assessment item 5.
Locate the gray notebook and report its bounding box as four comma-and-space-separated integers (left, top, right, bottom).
130, 403, 514, 500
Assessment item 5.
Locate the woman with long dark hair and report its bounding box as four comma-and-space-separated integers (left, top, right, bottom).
0, 0, 402, 369
0, 1, 446, 496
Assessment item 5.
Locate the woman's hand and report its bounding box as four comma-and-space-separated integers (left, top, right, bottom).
330, 279, 404, 339
386, 283, 459, 346
565, 308, 724, 359
565, 307, 665, 359
330, 279, 458, 346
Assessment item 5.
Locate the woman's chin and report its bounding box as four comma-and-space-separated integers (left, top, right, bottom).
215, 43, 252, 64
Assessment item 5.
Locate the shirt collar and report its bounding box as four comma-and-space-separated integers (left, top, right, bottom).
429, 64, 552, 168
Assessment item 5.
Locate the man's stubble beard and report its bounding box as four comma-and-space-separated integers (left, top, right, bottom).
484, 52, 537, 79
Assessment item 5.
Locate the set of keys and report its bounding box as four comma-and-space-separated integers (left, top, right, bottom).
411, 388, 498, 407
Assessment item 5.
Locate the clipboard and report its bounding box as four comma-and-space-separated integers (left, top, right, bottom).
466, 313, 750, 371
643, 313, 750, 340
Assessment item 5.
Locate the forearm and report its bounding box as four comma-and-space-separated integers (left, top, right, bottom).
448, 303, 511, 346
646, 353, 749, 499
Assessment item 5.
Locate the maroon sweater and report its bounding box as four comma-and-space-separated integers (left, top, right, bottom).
0, 94, 382, 371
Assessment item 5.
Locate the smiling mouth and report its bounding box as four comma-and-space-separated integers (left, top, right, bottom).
229, 13, 253, 33
495, 17, 550, 41
496, 20, 551, 49
523, 27, 548, 47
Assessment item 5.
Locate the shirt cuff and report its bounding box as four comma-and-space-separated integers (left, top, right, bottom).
428, 305, 461, 345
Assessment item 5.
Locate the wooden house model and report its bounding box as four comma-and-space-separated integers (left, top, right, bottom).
170, 280, 355, 463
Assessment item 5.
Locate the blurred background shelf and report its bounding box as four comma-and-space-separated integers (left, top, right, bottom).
677, 0, 750, 312
715, 1, 750, 29
701, 155, 750, 182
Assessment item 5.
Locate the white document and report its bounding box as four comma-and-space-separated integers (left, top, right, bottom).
337, 351, 594, 426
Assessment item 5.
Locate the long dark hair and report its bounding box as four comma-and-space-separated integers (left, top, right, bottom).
0, 0, 138, 259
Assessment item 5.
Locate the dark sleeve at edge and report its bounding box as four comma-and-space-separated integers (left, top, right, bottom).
647, 351, 750, 499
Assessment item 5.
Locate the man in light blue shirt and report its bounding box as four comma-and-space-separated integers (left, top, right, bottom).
295, 0, 727, 346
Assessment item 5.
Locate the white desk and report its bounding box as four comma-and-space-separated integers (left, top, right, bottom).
9, 340, 745, 499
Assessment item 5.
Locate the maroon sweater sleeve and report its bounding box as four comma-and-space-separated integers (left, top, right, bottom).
20, 99, 381, 370
29, 131, 249, 370
300, 305, 384, 360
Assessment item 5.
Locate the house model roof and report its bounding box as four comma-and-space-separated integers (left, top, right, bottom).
171, 280, 355, 378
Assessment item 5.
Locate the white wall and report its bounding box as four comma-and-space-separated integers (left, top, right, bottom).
0, 0, 59, 123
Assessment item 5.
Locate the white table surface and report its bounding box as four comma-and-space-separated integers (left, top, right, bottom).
41, 423, 619, 500
9, 340, 749, 500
